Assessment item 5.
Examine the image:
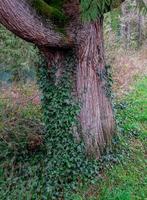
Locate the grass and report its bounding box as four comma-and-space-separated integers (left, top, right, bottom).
0, 77, 146, 199
74, 77, 147, 200
96, 78, 147, 200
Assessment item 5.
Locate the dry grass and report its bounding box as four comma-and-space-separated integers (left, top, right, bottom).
0, 82, 40, 106
112, 42, 147, 97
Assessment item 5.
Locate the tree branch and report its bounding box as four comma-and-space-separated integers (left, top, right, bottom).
0, 0, 72, 48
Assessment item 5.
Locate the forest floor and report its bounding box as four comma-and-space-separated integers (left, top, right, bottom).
0, 47, 147, 199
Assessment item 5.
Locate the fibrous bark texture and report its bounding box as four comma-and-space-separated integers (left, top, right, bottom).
76, 19, 115, 158
0, 0, 71, 48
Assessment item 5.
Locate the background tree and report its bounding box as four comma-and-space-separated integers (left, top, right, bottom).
119, 0, 147, 49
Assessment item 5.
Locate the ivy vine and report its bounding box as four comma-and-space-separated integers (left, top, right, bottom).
37, 52, 99, 199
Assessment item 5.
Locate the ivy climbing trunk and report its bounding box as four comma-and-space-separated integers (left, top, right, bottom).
40, 19, 115, 159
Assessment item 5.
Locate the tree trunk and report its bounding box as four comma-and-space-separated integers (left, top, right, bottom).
41, 19, 115, 159
137, 14, 142, 49
0, 0, 116, 159
76, 19, 115, 158
121, 3, 130, 50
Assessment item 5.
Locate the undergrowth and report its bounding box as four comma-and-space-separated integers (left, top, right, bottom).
0, 53, 99, 200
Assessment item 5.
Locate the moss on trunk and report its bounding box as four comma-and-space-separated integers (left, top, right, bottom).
32, 0, 68, 29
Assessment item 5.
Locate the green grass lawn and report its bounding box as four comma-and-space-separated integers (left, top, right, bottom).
74, 77, 147, 200
97, 77, 147, 200
0, 77, 146, 200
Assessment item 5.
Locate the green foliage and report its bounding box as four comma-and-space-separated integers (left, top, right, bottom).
80, 0, 127, 21
31, 0, 127, 23
80, 0, 112, 21
33, 0, 116, 22
80, 0, 147, 21
31, 0, 147, 23
136, 0, 147, 15
110, 9, 121, 33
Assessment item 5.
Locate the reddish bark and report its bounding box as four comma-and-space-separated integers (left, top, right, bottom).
76, 19, 115, 157
0, 0, 72, 48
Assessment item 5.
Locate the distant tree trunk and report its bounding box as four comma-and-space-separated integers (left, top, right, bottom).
121, 2, 130, 50
41, 19, 115, 158
137, 14, 142, 48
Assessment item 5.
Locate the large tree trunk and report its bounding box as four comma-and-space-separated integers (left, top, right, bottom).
76, 19, 115, 158
0, 0, 116, 159
41, 19, 115, 159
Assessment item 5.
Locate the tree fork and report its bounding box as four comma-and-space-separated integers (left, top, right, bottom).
0, 0, 72, 48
